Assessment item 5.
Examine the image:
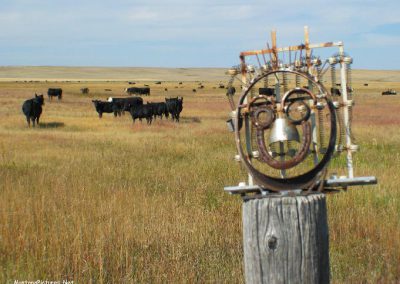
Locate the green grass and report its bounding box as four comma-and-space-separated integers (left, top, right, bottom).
0, 75, 400, 283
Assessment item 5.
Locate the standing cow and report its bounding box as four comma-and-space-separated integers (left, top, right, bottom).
165, 97, 183, 122
92, 100, 122, 118
48, 88, 62, 100
124, 87, 150, 96
129, 104, 154, 125
107, 96, 143, 114
22, 94, 45, 127
147, 102, 169, 120
80, 88, 89, 94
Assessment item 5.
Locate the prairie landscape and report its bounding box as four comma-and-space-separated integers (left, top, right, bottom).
0, 67, 399, 283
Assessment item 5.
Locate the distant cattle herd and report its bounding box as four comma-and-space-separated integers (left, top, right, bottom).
21, 84, 186, 127
20, 82, 396, 127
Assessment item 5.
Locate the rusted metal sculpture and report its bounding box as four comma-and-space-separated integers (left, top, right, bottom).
225, 27, 377, 196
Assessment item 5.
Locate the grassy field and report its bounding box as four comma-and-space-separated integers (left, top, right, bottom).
0, 67, 399, 283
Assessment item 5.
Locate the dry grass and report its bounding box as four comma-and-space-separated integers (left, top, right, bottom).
0, 69, 400, 283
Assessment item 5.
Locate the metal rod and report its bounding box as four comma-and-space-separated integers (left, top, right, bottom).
304, 26, 311, 70
266, 43, 275, 68
261, 53, 268, 66
255, 54, 262, 69
339, 45, 354, 178
240, 55, 254, 186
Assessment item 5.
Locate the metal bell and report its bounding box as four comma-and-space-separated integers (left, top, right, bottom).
269, 117, 300, 145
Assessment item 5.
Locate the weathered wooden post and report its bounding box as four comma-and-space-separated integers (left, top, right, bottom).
243, 194, 329, 283
224, 27, 376, 283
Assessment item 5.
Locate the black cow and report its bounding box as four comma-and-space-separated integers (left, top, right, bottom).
331, 88, 341, 96
382, 89, 397, 96
48, 88, 62, 100
165, 97, 183, 122
226, 86, 236, 96
107, 96, 143, 113
80, 88, 89, 94
259, 87, 275, 96
92, 100, 122, 118
130, 104, 154, 125
22, 94, 45, 127
125, 87, 150, 96
147, 102, 169, 120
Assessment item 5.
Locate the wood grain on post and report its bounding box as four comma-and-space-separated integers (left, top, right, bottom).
242, 194, 329, 284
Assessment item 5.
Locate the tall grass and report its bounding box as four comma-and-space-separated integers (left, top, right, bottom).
0, 78, 399, 283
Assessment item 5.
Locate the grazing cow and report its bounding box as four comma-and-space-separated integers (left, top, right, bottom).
382, 89, 397, 95
155, 81, 162, 84
147, 102, 169, 120
192, 89, 197, 93
107, 96, 143, 113
80, 88, 89, 94
124, 87, 150, 96
92, 100, 122, 118
22, 94, 45, 127
219, 84, 225, 89
130, 104, 154, 124
258, 87, 275, 96
164, 88, 168, 91
364, 83, 369, 86
48, 88, 62, 100
179, 82, 183, 85
128, 82, 136, 85
165, 97, 183, 122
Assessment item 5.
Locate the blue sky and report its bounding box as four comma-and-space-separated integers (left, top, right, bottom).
0, 0, 399, 69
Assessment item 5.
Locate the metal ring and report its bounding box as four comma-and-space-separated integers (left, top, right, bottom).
285, 100, 311, 125
252, 107, 275, 129
234, 70, 337, 192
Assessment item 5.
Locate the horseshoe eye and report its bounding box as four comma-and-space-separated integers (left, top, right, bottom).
252, 107, 275, 129
285, 100, 311, 125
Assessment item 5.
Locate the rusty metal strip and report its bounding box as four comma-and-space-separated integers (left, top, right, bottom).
240, 42, 342, 57
304, 26, 311, 69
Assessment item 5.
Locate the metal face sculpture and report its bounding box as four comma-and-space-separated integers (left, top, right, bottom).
225, 27, 377, 196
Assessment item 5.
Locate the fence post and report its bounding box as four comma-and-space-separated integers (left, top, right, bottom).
242, 193, 330, 283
